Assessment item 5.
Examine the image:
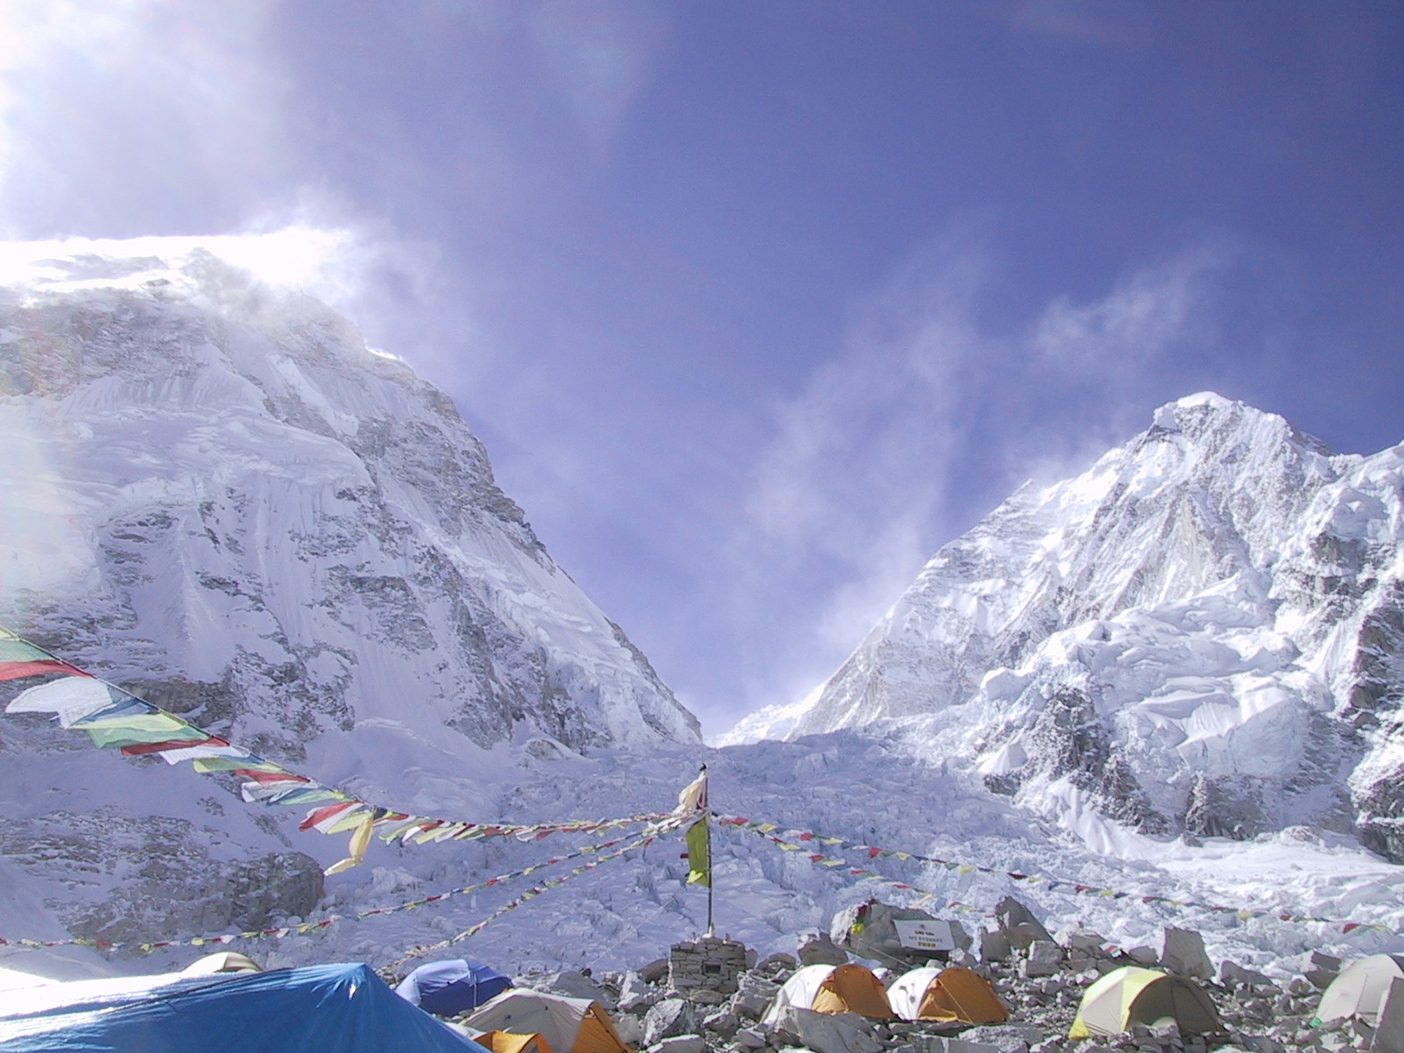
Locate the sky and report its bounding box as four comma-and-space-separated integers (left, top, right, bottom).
1, 1, 1402, 740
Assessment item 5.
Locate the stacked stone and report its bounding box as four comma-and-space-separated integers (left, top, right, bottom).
668, 936, 751, 996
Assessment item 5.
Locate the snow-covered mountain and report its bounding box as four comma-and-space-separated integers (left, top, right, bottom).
2, 248, 1399, 989
0, 241, 698, 958
726, 394, 1404, 863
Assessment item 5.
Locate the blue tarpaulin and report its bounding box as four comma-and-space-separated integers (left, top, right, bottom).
396, 959, 512, 1016
0, 962, 490, 1052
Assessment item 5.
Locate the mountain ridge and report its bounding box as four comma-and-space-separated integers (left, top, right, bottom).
724, 392, 1404, 863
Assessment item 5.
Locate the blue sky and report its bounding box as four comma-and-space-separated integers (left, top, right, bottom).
2, 2, 1402, 738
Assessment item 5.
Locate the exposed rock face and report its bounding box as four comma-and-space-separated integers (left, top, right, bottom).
731, 394, 1404, 860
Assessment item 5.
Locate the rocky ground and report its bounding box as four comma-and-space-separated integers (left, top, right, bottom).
411, 899, 1390, 1053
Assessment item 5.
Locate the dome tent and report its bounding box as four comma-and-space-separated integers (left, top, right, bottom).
888, 965, 1008, 1024
762, 963, 894, 1024
397, 959, 513, 1016
464, 990, 629, 1053
1314, 954, 1404, 1028
1069, 966, 1222, 1039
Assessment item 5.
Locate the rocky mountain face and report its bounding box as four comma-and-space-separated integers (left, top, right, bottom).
0, 245, 699, 944
730, 394, 1404, 862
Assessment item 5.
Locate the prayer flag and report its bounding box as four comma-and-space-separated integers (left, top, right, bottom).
685, 816, 710, 887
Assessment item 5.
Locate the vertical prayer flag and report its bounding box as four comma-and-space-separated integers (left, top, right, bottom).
685, 816, 710, 887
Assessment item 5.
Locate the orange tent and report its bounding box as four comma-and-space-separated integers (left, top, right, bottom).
888, 966, 1008, 1024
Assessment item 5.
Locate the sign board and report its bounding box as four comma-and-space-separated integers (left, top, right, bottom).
894, 919, 956, 953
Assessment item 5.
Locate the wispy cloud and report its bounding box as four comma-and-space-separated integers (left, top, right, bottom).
719, 235, 1244, 730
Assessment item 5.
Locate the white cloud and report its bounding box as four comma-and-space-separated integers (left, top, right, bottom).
1033, 244, 1229, 370
726, 236, 1244, 727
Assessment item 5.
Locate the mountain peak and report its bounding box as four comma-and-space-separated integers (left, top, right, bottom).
730, 396, 1404, 863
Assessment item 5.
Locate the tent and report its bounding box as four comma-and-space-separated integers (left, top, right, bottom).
762, 963, 894, 1025
888, 965, 1009, 1024
474, 1031, 556, 1053
397, 959, 513, 1016
464, 990, 630, 1053
0, 962, 490, 1053
1069, 966, 1222, 1039
1314, 954, 1404, 1028
180, 951, 262, 976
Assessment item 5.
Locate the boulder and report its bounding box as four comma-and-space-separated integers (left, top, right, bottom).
1160, 926, 1213, 980
832, 899, 969, 967
1019, 940, 1062, 979
1220, 960, 1274, 990
651, 1036, 706, 1053
643, 998, 700, 1045
980, 925, 1014, 964
1302, 951, 1342, 990
798, 931, 850, 966
734, 1028, 767, 1050
618, 970, 658, 1012
768, 1005, 881, 1053
538, 969, 615, 1009
993, 897, 1053, 950
1374, 978, 1404, 1053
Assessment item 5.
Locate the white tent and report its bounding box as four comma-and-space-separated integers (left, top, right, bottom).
464, 989, 628, 1053
1315, 954, 1404, 1027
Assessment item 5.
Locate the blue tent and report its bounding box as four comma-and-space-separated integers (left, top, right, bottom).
0, 962, 490, 1052
396, 959, 513, 1016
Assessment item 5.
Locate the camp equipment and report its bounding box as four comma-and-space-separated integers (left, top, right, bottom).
762, 963, 895, 1024
888, 965, 1008, 1024
398, 959, 513, 1016
1069, 966, 1221, 1039
464, 990, 630, 1053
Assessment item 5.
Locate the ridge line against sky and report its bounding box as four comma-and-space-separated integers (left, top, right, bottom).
2, 1, 1401, 738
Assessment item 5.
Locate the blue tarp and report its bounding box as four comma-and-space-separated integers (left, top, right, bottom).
0, 962, 490, 1052
396, 959, 512, 1016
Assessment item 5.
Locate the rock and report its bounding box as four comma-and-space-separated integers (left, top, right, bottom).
980, 926, 1013, 963
1286, 976, 1314, 997
757, 952, 798, 975
640, 958, 670, 984
614, 1015, 645, 1048
1126, 946, 1159, 966
538, 969, 615, 1009
1302, 951, 1343, 990
703, 1008, 740, 1038
798, 931, 850, 966
1160, 927, 1212, 980
1219, 960, 1274, 990
618, 970, 658, 1012
734, 1027, 766, 1050
994, 896, 1053, 951
1019, 940, 1062, 979
768, 1005, 882, 1053
643, 998, 700, 1045
959, 1023, 1046, 1051
1063, 930, 1105, 953
650, 1036, 705, 1053
1373, 977, 1404, 1053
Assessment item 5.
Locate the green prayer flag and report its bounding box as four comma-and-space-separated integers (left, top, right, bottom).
686, 817, 710, 887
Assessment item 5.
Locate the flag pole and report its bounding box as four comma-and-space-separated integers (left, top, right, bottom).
706, 785, 714, 937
